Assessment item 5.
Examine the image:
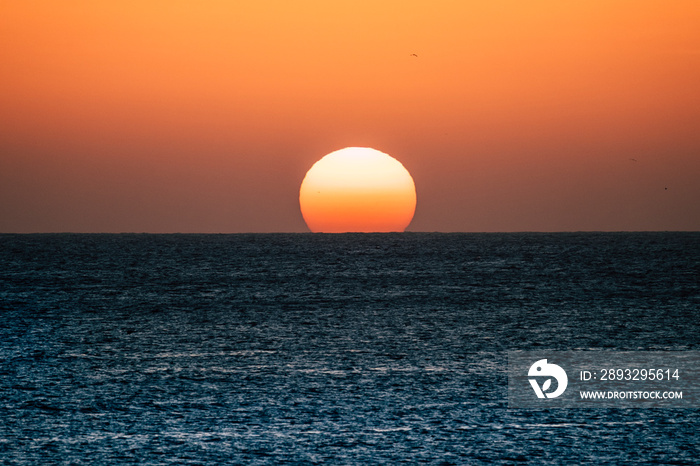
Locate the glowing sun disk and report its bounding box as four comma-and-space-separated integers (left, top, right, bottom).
299, 147, 416, 233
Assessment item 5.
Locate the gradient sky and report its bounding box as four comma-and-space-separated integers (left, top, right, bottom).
2, 1, 699, 232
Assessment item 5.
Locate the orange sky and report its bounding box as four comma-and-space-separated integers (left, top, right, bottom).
1, 1, 699, 232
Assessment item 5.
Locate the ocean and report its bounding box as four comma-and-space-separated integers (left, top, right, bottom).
1, 232, 698, 464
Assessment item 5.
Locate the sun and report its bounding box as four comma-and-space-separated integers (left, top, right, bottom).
299, 147, 416, 233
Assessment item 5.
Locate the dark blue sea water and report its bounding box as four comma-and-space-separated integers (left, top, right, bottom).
1, 233, 699, 464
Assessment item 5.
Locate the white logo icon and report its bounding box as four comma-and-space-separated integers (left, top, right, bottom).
528, 359, 568, 399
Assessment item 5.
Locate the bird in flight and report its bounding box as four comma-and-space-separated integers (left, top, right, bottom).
410, 53, 418, 57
